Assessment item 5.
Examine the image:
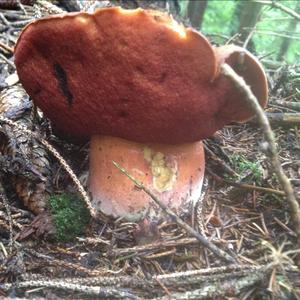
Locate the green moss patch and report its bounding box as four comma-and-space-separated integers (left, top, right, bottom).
49, 193, 90, 242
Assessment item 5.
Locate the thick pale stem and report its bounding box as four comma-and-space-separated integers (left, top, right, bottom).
89, 135, 205, 221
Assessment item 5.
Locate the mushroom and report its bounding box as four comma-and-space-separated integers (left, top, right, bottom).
14, 7, 268, 221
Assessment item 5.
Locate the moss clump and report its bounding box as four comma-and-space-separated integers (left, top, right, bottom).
49, 193, 90, 242
230, 154, 263, 185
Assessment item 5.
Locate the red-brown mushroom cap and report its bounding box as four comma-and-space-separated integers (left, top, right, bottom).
14, 7, 268, 144
214, 44, 268, 122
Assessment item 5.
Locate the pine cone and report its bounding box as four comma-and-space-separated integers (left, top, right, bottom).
0, 85, 53, 214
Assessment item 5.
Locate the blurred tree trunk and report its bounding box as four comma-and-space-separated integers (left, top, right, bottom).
187, 0, 208, 29
236, 0, 263, 49
277, 1, 300, 61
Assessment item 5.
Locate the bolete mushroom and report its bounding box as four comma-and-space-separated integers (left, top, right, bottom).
14, 7, 268, 221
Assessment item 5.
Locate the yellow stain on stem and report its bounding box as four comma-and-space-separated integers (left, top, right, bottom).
143, 146, 177, 192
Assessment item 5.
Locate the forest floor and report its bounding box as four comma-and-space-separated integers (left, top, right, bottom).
0, 1, 300, 299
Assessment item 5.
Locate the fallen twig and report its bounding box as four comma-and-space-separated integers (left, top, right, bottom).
0, 53, 15, 69
153, 271, 267, 300
220, 63, 300, 266
265, 112, 300, 126
274, 101, 300, 112
19, 264, 267, 291
273, 217, 297, 237
35, 0, 65, 14
24, 248, 102, 276
113, 161, 237, 264
204, 142, 238, 176
1, 280, 141, 300
111, 238, 199, 257
207, 168, 285, 196
0, 40, 13, 53
21, 273, 150, 290
254, 0, 300, 21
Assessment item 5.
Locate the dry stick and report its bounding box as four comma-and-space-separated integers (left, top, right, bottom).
24, 248, 101, 276
35, 0, 65, 14
113, 161, 237, 264
111, 238, 199, 256
0, 41, 14, 54
0, 53, 15, 69
1, 280, 141, 300
207, 168, 285, 196
274, 101, 300, 112
265, 112, 300, 126
255, 0, 300, 21
153, 272, 267, 300
20, 265, 265, 293
250, 29, 300, 40
4, 266, 267, 299
16, 0, 28, 15
21, 273, 148, 289
0, 116, 96, 218
271, 1, 300, 20
204, 143, 238, 176
220, 63, 300, 266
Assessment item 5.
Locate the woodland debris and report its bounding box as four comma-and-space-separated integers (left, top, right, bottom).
266, 112, 300, 126
221, 63, 300, 267
274, 101, 300, 112
0, 86, 52, 214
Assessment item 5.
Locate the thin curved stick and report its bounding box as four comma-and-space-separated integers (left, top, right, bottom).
113, 161, 237, 264
220, 63, 300, 266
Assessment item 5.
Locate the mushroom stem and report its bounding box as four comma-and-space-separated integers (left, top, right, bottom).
89, 135, 205, 221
